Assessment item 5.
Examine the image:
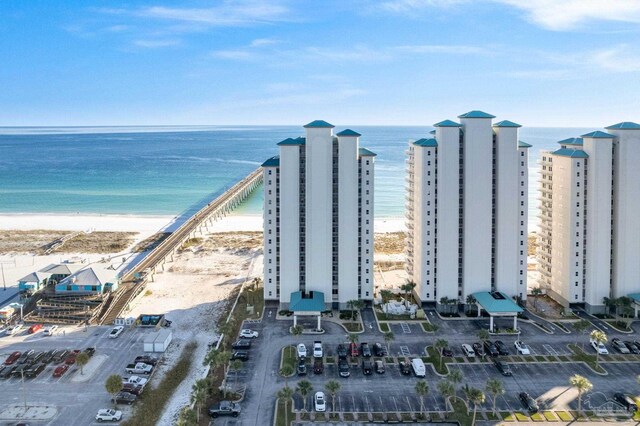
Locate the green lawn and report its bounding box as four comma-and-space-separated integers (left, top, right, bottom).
542, 411, 558, 421
568, 344, 606, 373
515, 412, 530, 421
343, 322, 363, 332
421, 322, 438, 332
281, 345, 296, 370
379, 322, 390, 332
503, 412, 516, 422
556, 411, 573, 421
531, 412, 546, 421
424, 346, 449, 375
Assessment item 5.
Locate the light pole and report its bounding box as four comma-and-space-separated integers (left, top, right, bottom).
21, 370, 27, 410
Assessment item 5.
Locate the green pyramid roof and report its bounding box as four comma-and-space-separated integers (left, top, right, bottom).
605, 122, 640, 130
261, 156, 280, 167
581, 131, 615, 139
518, 141, 532, 148
413, 138, 438, 147
304, 120, 334, 128
433, 119, 462, 127
458, 110, 496, 119
336, 129, 361, 137
359, 147, 377, 157
493, 120, 521, 128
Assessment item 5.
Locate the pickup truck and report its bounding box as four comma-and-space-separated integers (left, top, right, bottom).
125, 362, 153, 375
123, 375, 148, 387
208, 401, 241, 418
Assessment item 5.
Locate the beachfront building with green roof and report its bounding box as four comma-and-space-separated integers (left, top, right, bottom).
406, 111, 530, 312
261, 121, 376, 311
537, 122, 640, 313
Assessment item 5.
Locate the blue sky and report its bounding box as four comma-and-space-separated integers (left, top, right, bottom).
1, 0, 639, 126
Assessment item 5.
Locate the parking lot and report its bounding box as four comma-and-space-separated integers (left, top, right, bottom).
0, 324, 162, 425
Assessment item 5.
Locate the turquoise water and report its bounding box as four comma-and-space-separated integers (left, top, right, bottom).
0, 125, 594, 228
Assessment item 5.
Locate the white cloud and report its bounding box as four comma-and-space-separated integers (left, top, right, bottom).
211, 50, 256, 60
133, 39, 181, 48
305, 46, 391, 62
394, 44, 492, 55
379, 0, 466, 13
250, 38, 280, 47
591, 45, 640, 72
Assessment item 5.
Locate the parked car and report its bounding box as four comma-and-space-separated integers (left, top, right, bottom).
17, 350, 34, 364
4, 351, 21, 365
124, 363, 153, 375
313, 359, 324, 374
633, 341, 640, 352
338, 359, 350, 377
208, 401, 241, 418
612, 338, 630, 354
315, 391, 326, 412
0, 366, 16, 379
53, 364, 69, 378
373, 343, 386, 357
297, 358, 307, 376
65, 350, 82, 365
362, 360, 373, 375
297, 343, 307, 358
112, 391, 137, 405
519, 392, 539, 413
43, 325, 58, 336
84, 347, 96, 358
42, 350, 59, 364
53, 350, 69, 364
398, 359, 411, 375
11, 364, 29, 378
441, 346, 453, 357
514, 341, 530, 355
95, 408, 122, 422
231, 351, 249, 361
348, 342, 359, 357
360, 342, 372, 357
494, 340, 510, 356
6, 323, 24, 336
133, 355, 157, 366
108, 326, 124, 339
120, 383, 144, 396
24, 363, 46, 378
27, 323, 43, 334
337, 344, 347, 359
614, 393, 638, 412
374, 360, 385, 374
231, 339, 252, 350
123, 375, 148, 387
624, 341, 640, 354
493, 359, 513, 376
239, 329, 259, 339
461, 344, 475, 358
472, 342, 486, 357
411, 358, 426, 378
590, 338, 609, 354
484, 341, 500, 357
313, 341, 323, 358
26, 351, 45, 365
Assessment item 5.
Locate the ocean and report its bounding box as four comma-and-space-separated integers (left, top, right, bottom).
0, 125, 594, 230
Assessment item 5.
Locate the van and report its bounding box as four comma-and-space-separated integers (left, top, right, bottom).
411, 358, 426, 378
461, 344, 475, 358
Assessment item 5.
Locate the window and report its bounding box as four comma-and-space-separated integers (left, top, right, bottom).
366, 170, 370, 175
268, 170, 272, 175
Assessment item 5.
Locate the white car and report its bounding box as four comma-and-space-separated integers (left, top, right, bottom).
590, 339, 609, 355
239, 329, 259, 339
313, 341, 323, 358
109, 326, 124, 339
514, 340, 530, 355
43, 325, 59, 336
297, 343, 307, 358
95, 408, 122, 422
315, 391, 326, 412
6, 324, 23, 336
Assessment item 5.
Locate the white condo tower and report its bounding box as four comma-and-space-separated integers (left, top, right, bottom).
406, 111, 530, 310
262, 120, 375, 310
537, 122, 640, 313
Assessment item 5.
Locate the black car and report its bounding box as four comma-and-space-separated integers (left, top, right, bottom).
494, 341, 509, 356
134, 355, 157, 365
11, 364, 29, 378
362, 360, 373, 375
121, 383, 144, 396
313, 359, 324, 374
84, 347, 96, 358
398, 359, 411, 375
297, 358, 307, 376
112, 391, 137, 405
373, 343, 386, 357
0, 366, 16, 379
519, 392, 539, 413
614, 393, 638, 412
26, 351, 45, 365
41, 350, 58, 364
231, 339, 252, 350
623, 341, 640, 354
231, 351, 249, 361
441, 347, 453, 357
17, 350, 34, 365
24, 363, 46, 378
484, 341, 500, 357
472, 342, 486, 357
493, 359, 512, 376
360, 343, 372, 357
337, 344, 348, 359
53, 350, 69, 364
338, 359, 350, 377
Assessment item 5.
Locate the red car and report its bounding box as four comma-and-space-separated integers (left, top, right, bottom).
348, 342, 359, 357
4, 351, 21, 365
53, 364, 69, 377
27, 324, 43, 334
64, 350, 81, 365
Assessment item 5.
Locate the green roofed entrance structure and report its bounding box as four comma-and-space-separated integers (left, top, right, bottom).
289, 291, 325, 331
472, 291, 523, 332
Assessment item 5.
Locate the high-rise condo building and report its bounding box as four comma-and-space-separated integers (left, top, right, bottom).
537, 122, 640, 313
262, 120, 376, 310
406, 111, 530, 310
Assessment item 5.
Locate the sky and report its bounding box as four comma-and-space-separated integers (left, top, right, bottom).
1, 0, 639, 126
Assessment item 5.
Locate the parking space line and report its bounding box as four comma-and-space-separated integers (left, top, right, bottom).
400, 346, 410, 357
543, 344, 558, 356
400, 323, 411, 334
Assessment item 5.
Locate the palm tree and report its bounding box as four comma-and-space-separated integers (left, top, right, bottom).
621, 305, 634, 330
279, 365, 294, 387
291, 324, 303, 337
347, 333, 359, 345
325, 380, 341, 414
380, 289, 394, 305
466, 294, 477, 315
277, 386, 294, 426
347, 300, 358, 321
203, 349, 230, 388
572, 319, 590, 351
469, 387, 486, 426
76, 352, 89, 375
460, 384, 473, 414
296, 380, 313, 412
415, 380, 429, 418
448, 369, 463, 401
569, 374, 592, 414
477, 329, 490, 343
531, 287, 543, 311
603, 297, 613, 316
105, 374, 123, 408
439, 296, 450, 314
434, 339, 449, 370
485, 378, 504, 415
191, 378, 208, 423
401, 281, 417, 302
437, 380, 455, 411
217, 320, 235, 350
383, 331, 394, 353
590, 329, 607, 368
230, 359, 243, 392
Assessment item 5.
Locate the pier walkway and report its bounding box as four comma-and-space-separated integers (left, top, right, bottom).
98, 167, 263, 325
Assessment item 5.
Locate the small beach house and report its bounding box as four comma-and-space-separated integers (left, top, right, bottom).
17, 271, 51, 295
55, 267, 119, 295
